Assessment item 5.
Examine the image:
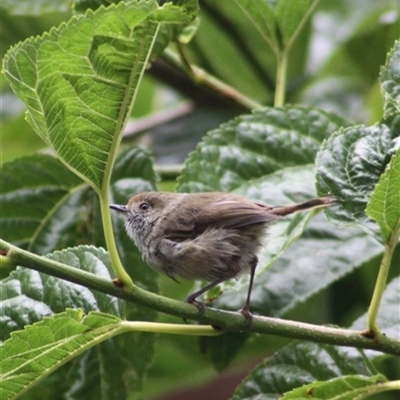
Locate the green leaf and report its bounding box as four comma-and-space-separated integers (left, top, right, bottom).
366, 150, 400, 242
0, 309, 127, 400
380, 39, 400, 116
2, 1, 190, 192
231, 0, 279, 53
315, 115, 400, 239
177, 106, 349, 193
282, 374, 387, 400
0, 246, 122, 342
274, 0, 315, 48
231, 341, 372, 400
0, 154, 84, 250
0, 244, 157, 398
1, 0, 71, 15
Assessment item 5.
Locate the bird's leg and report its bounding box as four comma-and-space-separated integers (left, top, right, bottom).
239, 256, 258, 324
186, 272, 237, 314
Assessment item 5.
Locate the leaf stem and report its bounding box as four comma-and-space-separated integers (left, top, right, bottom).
163, 48, 264, 110
1, 238, 400, 356
99, 192, 134, 287
274, 51, 288, 107
355, 380, 400, 399
367, 219, 400, 335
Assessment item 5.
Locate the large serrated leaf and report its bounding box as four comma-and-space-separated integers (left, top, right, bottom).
230, 342, 372, 400
380, 39, 400, 116
282, 374, 387, 400
316, 115, 400, 239
177, 106, 349, 193
2, 0, 190, 191
366, 150, 400, 242
0, 309, 127, 400
0, 244, 156, 399
0, 246, 121, 342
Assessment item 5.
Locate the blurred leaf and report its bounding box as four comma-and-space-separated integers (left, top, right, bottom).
231, 0, 278, 53
1, 0, 70, 15
381, 39, 400, 117
275, 0, 315, 48
351, 276, 400, 351
0, 9, 71, 72
0, 309, 126, 400
366, 151, 400, 242
2, 1, 191, 192
315, 115, 400, 239
177, 106, 349, 193
282, 374, 387, 400
231, 341, 372, 400
199, 331, 248, 372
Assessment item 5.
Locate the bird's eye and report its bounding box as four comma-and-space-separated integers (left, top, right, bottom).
139, 202, 150, 211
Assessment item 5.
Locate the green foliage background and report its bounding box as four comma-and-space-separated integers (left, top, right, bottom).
1, 0, 399, 399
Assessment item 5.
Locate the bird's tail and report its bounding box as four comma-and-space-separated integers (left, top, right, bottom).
268, 197, 338, 216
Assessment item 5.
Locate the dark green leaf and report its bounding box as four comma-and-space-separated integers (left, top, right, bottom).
0, 155, 84, 250
380, 39, 400, 116
231, 0, 279, 52
351, 276, 400, 349
199, 331, 248, 372
367, 150, 400, 242
0, 246, 121, 342
177, 106, 349, 193
316, 115, 400, 239
231, 342, 372, 400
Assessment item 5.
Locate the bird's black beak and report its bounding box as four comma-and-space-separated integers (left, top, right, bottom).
110, 204, 128, 213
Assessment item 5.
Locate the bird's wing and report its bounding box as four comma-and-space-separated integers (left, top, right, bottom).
163, 194, 277, 239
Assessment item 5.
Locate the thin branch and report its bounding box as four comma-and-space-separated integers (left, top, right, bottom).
162, 48, 264, 111
1, 238, 399, 356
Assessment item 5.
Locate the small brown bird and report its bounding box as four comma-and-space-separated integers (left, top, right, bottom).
110, 192, 337, 317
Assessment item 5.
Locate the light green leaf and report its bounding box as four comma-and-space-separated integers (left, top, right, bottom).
366, 151, 400, 242
2, 1, 191, 192
231, 342, 372, 400
380, 39, 400, 116
0, 309, 126, 400
282, 374, 387, 400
